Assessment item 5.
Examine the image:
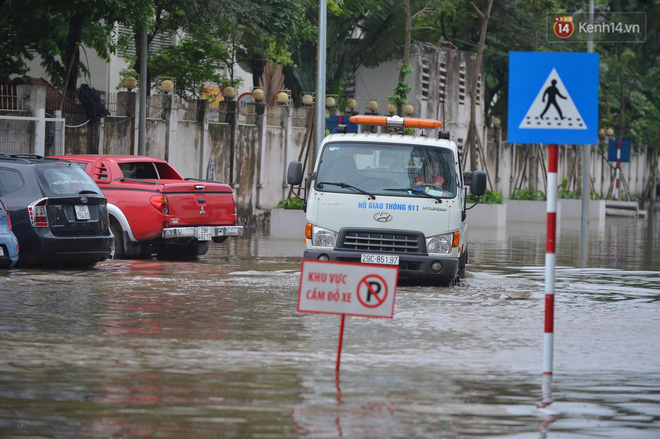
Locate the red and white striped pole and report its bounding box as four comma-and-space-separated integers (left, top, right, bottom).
614, 139, 622, 201
540, 144, 558, 409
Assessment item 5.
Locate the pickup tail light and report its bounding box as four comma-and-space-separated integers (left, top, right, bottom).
28, 198, 49, 227
150, 194, 169, 214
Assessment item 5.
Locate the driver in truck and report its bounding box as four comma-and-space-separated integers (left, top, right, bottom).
413, 160, 445, 189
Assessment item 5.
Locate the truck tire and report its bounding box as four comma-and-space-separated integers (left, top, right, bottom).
458, 247, 468, 280
110, 222, 125, 259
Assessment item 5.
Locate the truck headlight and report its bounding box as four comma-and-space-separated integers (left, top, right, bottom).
426, 233, 454, 254
311, 226, 337, 247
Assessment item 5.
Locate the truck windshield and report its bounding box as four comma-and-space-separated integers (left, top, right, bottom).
315, 142, 457, 198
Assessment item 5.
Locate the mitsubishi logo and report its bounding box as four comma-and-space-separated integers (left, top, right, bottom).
200, 206, 206, 215
373, 212, 393, 222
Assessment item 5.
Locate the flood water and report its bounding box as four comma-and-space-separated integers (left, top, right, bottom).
0, 214, 659, 438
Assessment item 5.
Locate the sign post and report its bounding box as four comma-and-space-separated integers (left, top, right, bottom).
508, 51, 599, 408
298, 260, 399, 377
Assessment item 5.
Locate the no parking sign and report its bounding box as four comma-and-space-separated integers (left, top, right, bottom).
298, 260, 398, 318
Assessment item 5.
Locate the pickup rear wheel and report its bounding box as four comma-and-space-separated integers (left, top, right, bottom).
157, 241, 209, 260
110, 222, 125, 259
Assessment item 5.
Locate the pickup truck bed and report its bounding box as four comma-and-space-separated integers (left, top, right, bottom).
50, 155, 243, 259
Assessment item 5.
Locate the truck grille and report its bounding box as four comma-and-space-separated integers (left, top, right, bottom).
339, 230, 423, 253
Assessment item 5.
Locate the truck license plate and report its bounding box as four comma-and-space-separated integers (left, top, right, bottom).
74, 205, 90, 220
197, 226, 212, 241
361, 253, 399, 265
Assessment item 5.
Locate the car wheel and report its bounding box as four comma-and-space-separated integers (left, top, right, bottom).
110, 222, 125, 259
197, 241, 210, 255
157, 243, 203, 260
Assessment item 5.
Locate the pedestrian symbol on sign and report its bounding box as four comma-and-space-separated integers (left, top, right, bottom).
357, 275, 388, 308
519, 68, 586, 130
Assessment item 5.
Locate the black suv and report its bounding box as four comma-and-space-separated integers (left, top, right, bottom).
0, 155, 113, 267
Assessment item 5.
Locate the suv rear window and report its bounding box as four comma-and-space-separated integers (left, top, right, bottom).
0, 168, 25, 195
36, 165, 100, 197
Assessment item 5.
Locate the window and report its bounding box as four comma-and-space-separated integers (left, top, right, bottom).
36, 165, 100, 196
0, 168, 24, 195
118, 162, 159, 179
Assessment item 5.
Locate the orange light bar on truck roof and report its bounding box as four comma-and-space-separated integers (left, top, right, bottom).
348, 115, 442, 129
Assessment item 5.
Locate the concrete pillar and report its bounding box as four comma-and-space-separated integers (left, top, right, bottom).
118, 91, 137, 155
197, 98, 209, 179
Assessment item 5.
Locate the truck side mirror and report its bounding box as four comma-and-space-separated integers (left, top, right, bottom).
287, 161, 303, 185
470, 170, 487, 196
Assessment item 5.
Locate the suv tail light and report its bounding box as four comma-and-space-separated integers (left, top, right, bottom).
1, 201, 11, 230
28, 198, 49, 227
150, 194, 169, 214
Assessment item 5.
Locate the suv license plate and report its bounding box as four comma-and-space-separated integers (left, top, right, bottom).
361, 254, 399, 265
197, 226, 212, 241
75, 205, 90, 220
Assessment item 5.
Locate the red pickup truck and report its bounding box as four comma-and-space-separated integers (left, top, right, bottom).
51, 155, 243, 259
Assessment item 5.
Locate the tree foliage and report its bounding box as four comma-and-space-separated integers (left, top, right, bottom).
1, 0, 659, 156
0, 0, 152, 89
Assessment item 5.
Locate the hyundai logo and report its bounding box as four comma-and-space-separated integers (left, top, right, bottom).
373, 212, 393, 222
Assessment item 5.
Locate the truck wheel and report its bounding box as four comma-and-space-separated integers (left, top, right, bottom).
458, 248, 467, 280
110, 222, 125, 259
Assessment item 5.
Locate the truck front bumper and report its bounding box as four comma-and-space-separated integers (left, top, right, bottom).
303, 249, 459, 285
162, 225, 243, 241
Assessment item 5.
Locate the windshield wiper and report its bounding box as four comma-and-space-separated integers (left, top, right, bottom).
383, 187, 442, 203
317, 181, 376, 200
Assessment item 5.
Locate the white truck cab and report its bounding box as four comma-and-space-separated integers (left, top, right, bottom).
287, 115, 486, 286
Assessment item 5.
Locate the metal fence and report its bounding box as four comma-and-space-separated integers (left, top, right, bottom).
0, 85, 25, 112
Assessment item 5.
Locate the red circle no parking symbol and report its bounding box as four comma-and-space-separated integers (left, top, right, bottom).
357, 274, 388, 308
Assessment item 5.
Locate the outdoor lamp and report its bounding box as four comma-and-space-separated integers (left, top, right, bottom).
325, 96, 336, 108
160, 79, 174, 93
346, 98, 357, 110
302, 93, 314, 106
387, 104, 397, 114
223, 86, 236, 100
606, 127, 614, 136
367, 100, 379, 113
124, 76, 136, 91
277, 91, 290, 105
403, 104, 414, 115
252, 88, 264, 101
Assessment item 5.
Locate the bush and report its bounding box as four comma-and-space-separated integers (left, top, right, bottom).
468, 189, 504, 204
510, 189, 546, 201
276, 197, 305, 210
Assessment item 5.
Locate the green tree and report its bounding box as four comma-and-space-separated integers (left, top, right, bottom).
0, 0, 152, 90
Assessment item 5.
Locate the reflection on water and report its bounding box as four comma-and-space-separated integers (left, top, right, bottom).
0, 215, 658, 437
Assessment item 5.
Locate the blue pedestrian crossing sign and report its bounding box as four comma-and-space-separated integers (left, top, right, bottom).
508, 52, 599, 145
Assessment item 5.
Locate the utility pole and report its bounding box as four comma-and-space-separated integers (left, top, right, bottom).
315, 0, 327, 153
580, 0, 595, 267
138, 29, 147, 156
